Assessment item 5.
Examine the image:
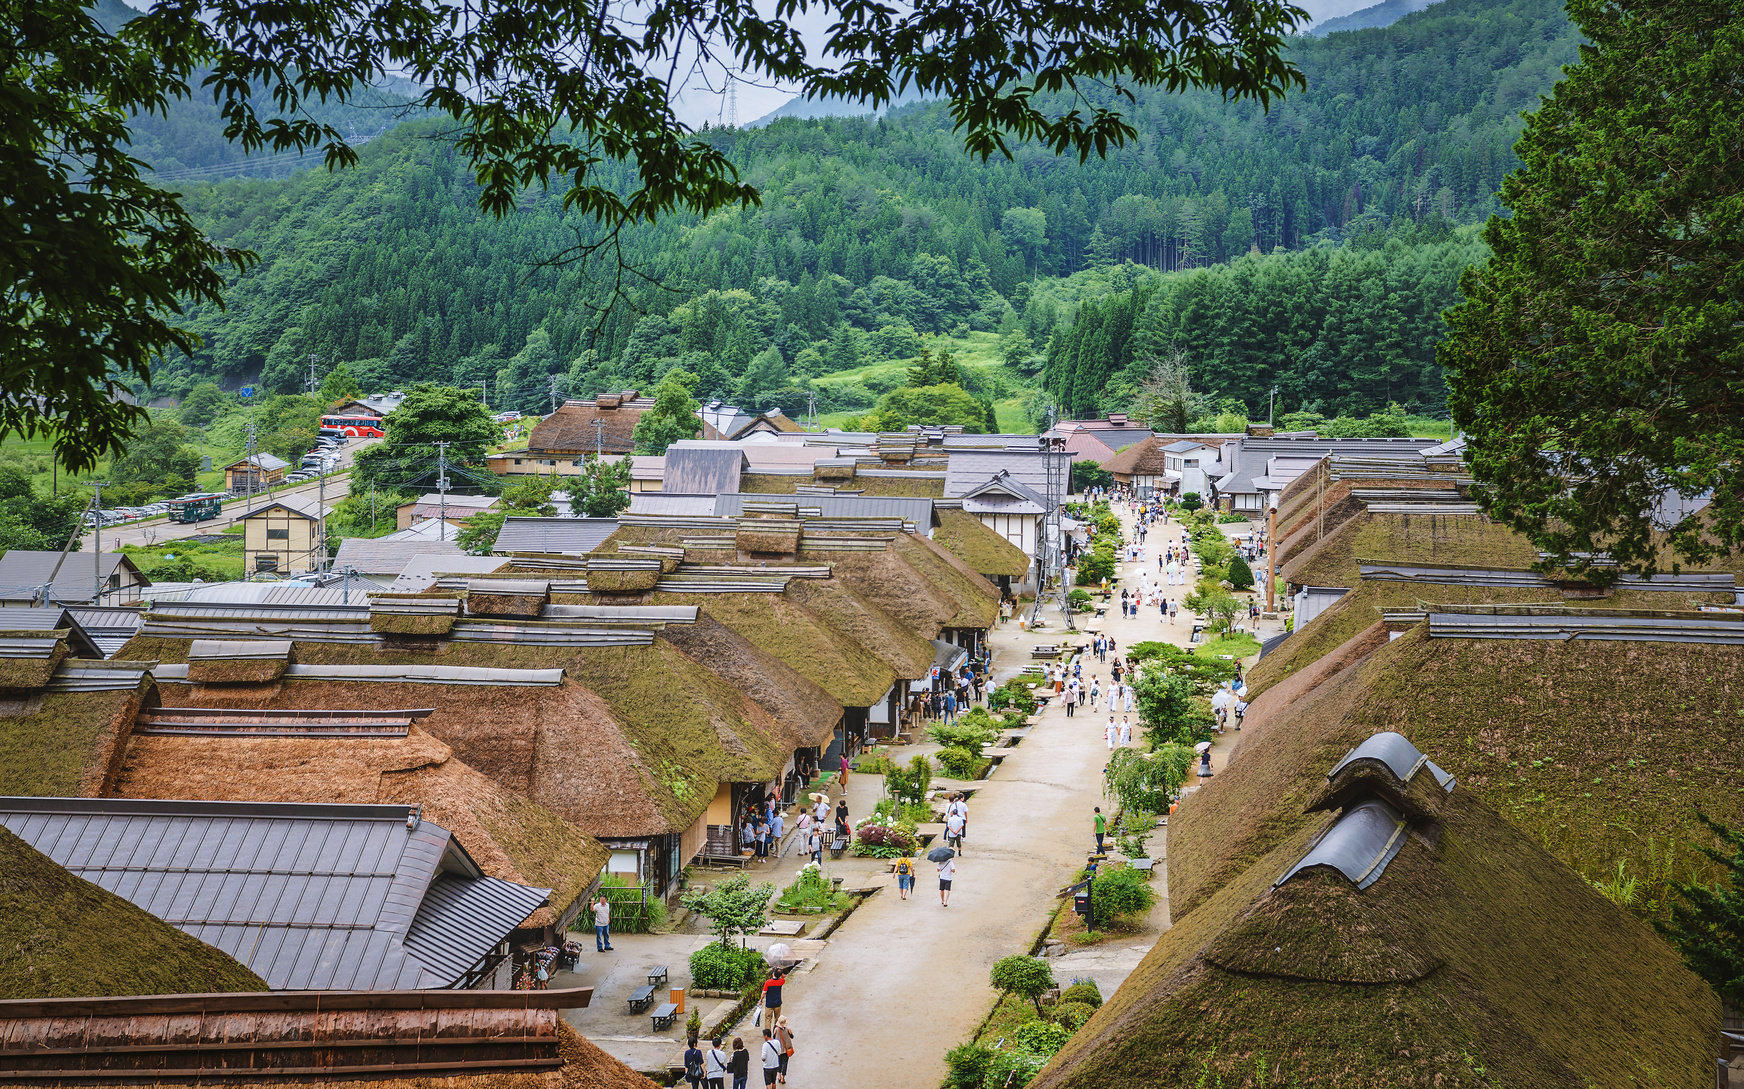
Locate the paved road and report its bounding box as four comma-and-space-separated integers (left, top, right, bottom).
782, 502, 1227, 1088
80, 436, 379, 550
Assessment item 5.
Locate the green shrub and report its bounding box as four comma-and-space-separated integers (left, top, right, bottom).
1090, 865, 1157, 925
1012, 1019, 1071, 1055
1179, 492, 1203, 511
857, 750, 898, 776
1049, 1000, 1095, 1031
936, 745, 982, 779
990, 955, 1056, 1012
945, 1043, 996, 1089
1227, 553, 1255, 590
687, 942, 764, 990
1067, 589, 1093, 611
989, 681, 1037, 715
1058, 980, 1103, 1008
981, 1049, 1045, 1089
774, 863, 849, 912
884, 754, 933, 805
597, 872, 666, 934
1075, 546, 1117, 584
929, 720, 998, 750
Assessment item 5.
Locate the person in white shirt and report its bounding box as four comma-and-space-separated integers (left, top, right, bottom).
944, 810, 966, 853
946, 795, 969, 842
1119, 717, 1132, 746
1105, 717, 1118, 750
760, 1030, 783, 1087
704, 1036, 730, 1089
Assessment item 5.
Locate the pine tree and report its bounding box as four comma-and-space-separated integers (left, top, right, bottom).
1658, 815, 1744, 1007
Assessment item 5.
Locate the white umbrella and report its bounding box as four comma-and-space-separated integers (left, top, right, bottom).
765, 942, 795, 967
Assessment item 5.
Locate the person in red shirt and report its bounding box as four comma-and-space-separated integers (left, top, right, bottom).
760, 968, 785, 1027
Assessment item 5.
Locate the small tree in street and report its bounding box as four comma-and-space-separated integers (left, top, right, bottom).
680, 876, 776, 949
990, 955, 1056, 1014
1227, 553, 1255, 591
1179, 492, 1204, 511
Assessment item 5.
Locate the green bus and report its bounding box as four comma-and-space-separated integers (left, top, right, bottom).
166, 493, 225, 524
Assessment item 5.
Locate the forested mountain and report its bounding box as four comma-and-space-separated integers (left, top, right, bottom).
151, 0, 1579, 419
1311, 0, 1438, 35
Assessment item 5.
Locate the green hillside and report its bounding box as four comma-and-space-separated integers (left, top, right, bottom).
144, 0, 1577, 421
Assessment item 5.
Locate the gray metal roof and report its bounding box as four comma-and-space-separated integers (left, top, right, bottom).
662, 444, 748, 496
0, 797, 549, 990
0, 551, 147, 605
1327, 732, 1455, 793
715, 492, 935, 527
0, 605, 102, 658
1274, 799, 1408, 891
957, 471, 1051, 516
944, 450, 1058, 499
224, 452, 291, 472
332, 536, 465, 575
151, 662, 568, 686
189, 638, 294, 661
627, 494, 719, 517
492, 517, 620, 556
1425, 608, 1744, 644
66, 606, 145, 657
389, 555, 510, 592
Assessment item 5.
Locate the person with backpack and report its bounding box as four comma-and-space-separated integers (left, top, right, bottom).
760, 1028, 782, 1086
893, 854, 915, 900
704, 1036, 730, 1089
775, 1018, 794, 1085
683, 1038, 705, 1089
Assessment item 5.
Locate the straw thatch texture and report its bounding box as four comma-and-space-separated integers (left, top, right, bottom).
784, 580, 936, 684
111, 725, 606, 929
371, 612, 460, 635
468, 585, 551, 618
0, 641, 66, 692
184, 658, 289, 685
814, 462, 855, 481
0, 686, 147, 798
527, 401, 645, 455
0, 827, 266, 999
1180, 626, 1744, 921
891, 532, 1001, 628
1284, 510, 1539, 588
659, 613, 843, 751
854, 474, 947, 498
584, 567, 660, 593
1034, 780, 1719, 1089
932, 509, 1030, 578
656, 591, 900, 709
800, 544, 957, 637
735, 521, 801, 555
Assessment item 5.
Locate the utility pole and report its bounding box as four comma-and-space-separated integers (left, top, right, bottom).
306, 354, 321, 397
244, 413, 258, 516
1266, 496, 1278, 614
85, 481, 107, 602
1269, 387, 1278, 428
549, 374, 560, 415
434, 442, 450, 542
316, 465, 327, 576
593, 419, 604, 459
369, 481, 377, 530
806, 390, 817, 430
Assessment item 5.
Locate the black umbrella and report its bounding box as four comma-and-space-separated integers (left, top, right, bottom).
926, 845, 956, 863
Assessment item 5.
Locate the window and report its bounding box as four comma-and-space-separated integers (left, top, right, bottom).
255, 555, 279, 572
267, 528, 290, 540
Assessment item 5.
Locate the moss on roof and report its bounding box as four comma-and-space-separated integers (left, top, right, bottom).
1037, 779, 1719, 1088
1285, 511, 1541, 588
853, 474, 947, 497
0, 826, 266, 999
890, 532, 1002, 628
659, 612, 843, 750
933, 509, 1031, 579
1183, 627, 1744, 924
111, 726, 607, 929
738, 473, 805, 494
0, 687, 146, 798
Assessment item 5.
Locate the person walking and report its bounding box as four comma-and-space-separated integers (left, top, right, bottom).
775, 1018, 794, 1085
704, 1037, 730, 1089
1123, 682, 1135, 713
839, 751, 850, 791
1077, 677, 1087, 708
729, 1038, 750, 1089
809, 826, 824, 865
1105, 716, 1118, 750
943, 688, 957, 724
834, 799, 850, 845
1094, 807, 1107, 853
937, 855, 955, 906
1105, 682, 1118, 714
1064, 678, 1077, 717
1088, 677, 1101, 707
945, 808, 966, 854
894, 854, 915, 900
769, 807, 785, 857
760, 968, 785, 1025
760, 1029, 782, 1087
1119, 716, 1132, 746
591, 893, 613, 952
1234, 697, 1248, 730
947, 793, 969, 840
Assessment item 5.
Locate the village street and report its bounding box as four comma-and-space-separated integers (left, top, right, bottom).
568, 503, 1271, 1085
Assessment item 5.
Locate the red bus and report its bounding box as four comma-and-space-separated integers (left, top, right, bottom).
319, 414, 385, 437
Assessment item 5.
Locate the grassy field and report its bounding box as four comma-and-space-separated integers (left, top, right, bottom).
0, 424, 244, 499
118, 526, 246, 580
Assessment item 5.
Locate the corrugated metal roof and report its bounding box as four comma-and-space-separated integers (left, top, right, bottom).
627, 494, 719, 517
662, 445, 748, 495
66, 606, 145, 657
0, 797, 548, 990
0, 605, 101, 658
492, 517, 620, 556
151, 662, 568, 686
389, 555, 510, 592
188, 638, 293, 661
1274, 799, 1408, 891
0, 551, 147, 605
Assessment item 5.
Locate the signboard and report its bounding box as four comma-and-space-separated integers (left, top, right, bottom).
240, 386, 256, 398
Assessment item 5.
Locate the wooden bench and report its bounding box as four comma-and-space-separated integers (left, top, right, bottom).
627, 985, 656, 1014
1031, 644, 1060, 659
1129, 858, 1156, 873
646, 965, 670, 987
650, 1002, 679, 1031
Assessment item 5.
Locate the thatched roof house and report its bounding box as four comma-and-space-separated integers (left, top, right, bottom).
527, 395, 653, 456
1194, 623, 1744, 922
1033, 731, 1719, 1088
928, 508, 1031, 582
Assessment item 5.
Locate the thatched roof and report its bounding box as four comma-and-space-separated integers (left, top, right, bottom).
528, 400, 648, 456
110, 724, 607, 929
1099, 434, 1173, 477
1035, 758, 1719, 1088
0, 826, 265, 1000
1179, 625, 1744, 923
657, 612, 843, 751
0, 686, 149, 798
933, 509, 1031, 579
1284, 510, 1544, 588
